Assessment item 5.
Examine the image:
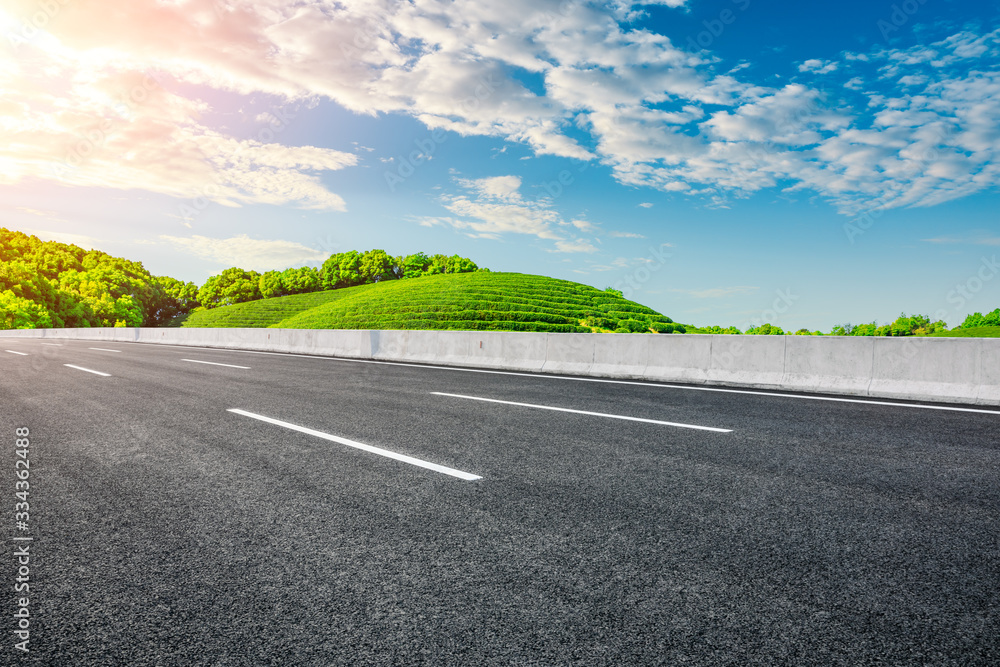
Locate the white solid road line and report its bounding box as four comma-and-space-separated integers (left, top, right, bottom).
89, 347, 121, 353
182, 359, 250, 369
5, 350, 28, 356
228, 409, 482, 481
432, 392, 733, 433
40, 343, 62, 346
64, 364, 111, 377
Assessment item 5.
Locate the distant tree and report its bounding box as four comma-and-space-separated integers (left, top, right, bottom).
281, 266, 320, 294
112, 294, 143, 327
318, 249, 480, 289
445, 254, 478, 274
359, 249, 397, 283
259, 271, 285, 299
198, 268, 262, 309
850, 323, 878, 336
701, 325, 742, 335
746, 323, 785, 335
0, 290, 52, 329
960, 308, 1000, 328
143, 276, 199, 325
400, 252, 432, 278
872, 313, 948, 337
0, 227, 197, 329
320, 251, 363, 289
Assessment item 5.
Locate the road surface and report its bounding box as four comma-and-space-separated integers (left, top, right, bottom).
1, 338, 998, 665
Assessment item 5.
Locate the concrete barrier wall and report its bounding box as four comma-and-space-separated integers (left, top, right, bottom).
1, 328, 997, 406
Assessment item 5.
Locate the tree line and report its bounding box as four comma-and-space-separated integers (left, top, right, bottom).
0, 229, 484, 328
0, 228, 198, 329
196, 250, 481, 309
2, 226, 998, 335
694, 310, 1000, 336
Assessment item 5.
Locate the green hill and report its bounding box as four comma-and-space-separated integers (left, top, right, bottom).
178, 272, 677, 333
928, 326, 1000, 338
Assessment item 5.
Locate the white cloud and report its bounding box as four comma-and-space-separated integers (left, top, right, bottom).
589, 256, 643, 271
638, 202, 653, 208
0, 3, 996, 218
0, 51, 358, 211
565, 219, 600, 232
159, 234, 327, 271
553, 239, 599, 253
798, 59, 838, 74
458, 175, 524, 201
418, 175, 600, 252
609, 231, 646, 238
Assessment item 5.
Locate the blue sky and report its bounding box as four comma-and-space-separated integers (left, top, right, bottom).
0, 0, 998, 330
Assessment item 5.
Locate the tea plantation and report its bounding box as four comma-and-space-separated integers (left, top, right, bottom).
928, 326, 1000, 337
177, 272, 678, 333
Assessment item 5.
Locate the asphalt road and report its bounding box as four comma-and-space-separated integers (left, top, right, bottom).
1, 338, 998, 666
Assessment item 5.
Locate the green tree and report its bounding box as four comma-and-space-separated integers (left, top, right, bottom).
146, 276, 199, 325
960, 308, 1000, 328
0, 290, 53, 329
851, 323, 878, 336
280, 267, 320, 294
112, 295, 143, 327
746, 323, 785, 335
198, 268, 262, 309
320, 251, 364, 289
445, 254, 478, 274
359, 249, 398, 283
400, 252, 432, 278
871, 313, 948, 337
0, 227, 196, 329
259, 271, 285, 299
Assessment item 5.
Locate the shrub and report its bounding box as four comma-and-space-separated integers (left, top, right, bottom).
960, 308, 1000, 328
620, 318, 648, 333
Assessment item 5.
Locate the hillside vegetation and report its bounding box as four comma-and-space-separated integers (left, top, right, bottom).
4, 226, 998, 338
196, 249, 479, 309
0, 227, 197, 329
173, 290, 350, 328
180, 272, 678, 333
928, 326, 1000, 338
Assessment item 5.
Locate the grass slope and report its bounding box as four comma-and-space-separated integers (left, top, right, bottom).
174, 289, 354, 328
928, 326, 1000, 338
179, 272, 674, 333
